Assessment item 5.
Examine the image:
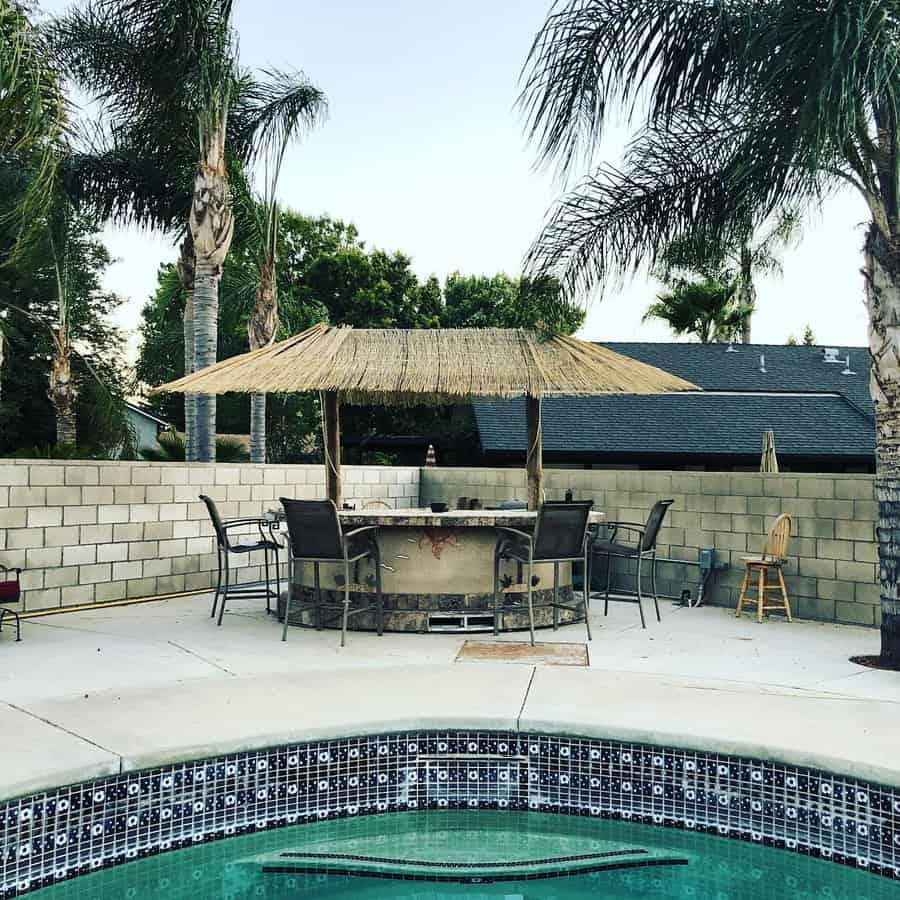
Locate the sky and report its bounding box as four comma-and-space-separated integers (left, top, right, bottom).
41, 0, 873, 363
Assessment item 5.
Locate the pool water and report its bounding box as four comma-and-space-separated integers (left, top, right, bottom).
31, 811, 900, 899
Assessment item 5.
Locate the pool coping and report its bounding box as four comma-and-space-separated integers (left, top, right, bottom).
4, 663, 900, 805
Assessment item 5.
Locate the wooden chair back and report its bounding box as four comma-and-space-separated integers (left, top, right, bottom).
763, 513, 792, 561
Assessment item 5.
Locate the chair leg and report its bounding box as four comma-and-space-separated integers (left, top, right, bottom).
314, 563, 322, 630
340, 559, 351, 648
526, 557, 536, 646
273, 545, 281, 618
373, 547, 384, 636
493, 545, 501, 637
583, 545, 592, 641
777, 566, 792, 622
282, 557, 294, 641
604, 553, 612, 617
757, 567, 765, 623
552, 562, 560, 631
635, 553, 646, 629
263, 544, 272, 615
216, 552, 230, 626
736, 566, 750, 617
650, 550, 661, 622
211, 545, 223, 618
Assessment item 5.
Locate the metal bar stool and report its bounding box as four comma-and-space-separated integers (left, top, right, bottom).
200, 495, 282, 626
279, 498, 384, 647
592, 499, 673, 628
493, 500, 594, 646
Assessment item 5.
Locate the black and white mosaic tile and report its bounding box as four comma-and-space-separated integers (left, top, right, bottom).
2, 731, 899, 896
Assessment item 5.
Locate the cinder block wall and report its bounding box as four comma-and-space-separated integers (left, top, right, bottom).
421, 467, 879, 627
0, 461, 419, 612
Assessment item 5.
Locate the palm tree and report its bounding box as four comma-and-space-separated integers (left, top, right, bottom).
644, 277, 750, 344
233, 72, 326, 463
658, 212, 799, 343
521, 0, 900, 666
52, 1, 326, 462
0, 0, 66, 258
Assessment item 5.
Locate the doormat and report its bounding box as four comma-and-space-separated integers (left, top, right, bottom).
456, 640, 588, 667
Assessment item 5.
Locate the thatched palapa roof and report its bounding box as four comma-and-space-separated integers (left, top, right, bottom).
152, 323, 697, 405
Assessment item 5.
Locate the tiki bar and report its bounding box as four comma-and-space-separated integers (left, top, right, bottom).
153, 324, 694, 634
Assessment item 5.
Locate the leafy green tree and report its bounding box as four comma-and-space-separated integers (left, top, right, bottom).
803, 325, 816, 346
644, 278, 750, 343
520, 0, 900, 666
442, 273, 584, 333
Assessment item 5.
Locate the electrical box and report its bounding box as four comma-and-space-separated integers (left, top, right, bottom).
699, 548, 715, 573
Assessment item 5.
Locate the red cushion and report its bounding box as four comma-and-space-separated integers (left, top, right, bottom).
0, 580, 20, 603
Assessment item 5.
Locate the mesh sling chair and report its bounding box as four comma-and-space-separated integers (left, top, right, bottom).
200, 495, 282, 627
279, 498, 384, 646
0, 564, 22, 642
592, 499, 674, 628
493, 500, 594, 646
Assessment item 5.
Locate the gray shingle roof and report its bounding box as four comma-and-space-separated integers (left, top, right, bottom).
472, 343, 875, 461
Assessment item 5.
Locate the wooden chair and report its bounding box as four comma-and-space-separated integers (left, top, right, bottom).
736, 513, 792, 622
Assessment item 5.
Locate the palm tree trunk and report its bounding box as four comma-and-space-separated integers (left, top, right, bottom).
250, 393, 266, 462
189, 149, 234, 464
192, 258, 220, 463
48, 339, 77, 447
248, 263, 278, 464
177, 235, 197, 461
738, 243, 755, 344
865, 226, 900, 667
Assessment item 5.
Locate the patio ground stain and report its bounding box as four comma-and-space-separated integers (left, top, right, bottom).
455, 640, 588, 666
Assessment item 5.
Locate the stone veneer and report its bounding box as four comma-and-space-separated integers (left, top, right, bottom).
0, 462, 419, 612
422, 467, 880, 627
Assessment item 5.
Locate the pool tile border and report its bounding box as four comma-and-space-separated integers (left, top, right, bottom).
2, 730, 898, 896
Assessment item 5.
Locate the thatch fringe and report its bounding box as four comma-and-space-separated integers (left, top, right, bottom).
151, 323, 697, 406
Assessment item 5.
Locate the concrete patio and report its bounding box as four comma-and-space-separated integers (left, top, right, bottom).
2, 593, 898, 805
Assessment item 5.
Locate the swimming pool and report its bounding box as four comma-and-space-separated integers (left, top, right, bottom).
28, 811, 900, 898
4, 730, 900, 896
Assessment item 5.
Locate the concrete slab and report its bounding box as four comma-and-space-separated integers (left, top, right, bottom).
520, 666, 900, 787
22, 664, 533, 774
0, 702, 120, 803
3, 592, 899, 803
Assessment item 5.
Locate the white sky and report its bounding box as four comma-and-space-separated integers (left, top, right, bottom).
42, 0, 873, 363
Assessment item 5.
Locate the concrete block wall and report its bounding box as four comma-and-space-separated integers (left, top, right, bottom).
421, 467, 880, 627
0, 461, 419, 612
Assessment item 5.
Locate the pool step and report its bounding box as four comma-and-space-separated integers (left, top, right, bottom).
256, 847, 689, 883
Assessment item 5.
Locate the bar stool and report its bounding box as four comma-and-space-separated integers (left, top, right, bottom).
736, 513, 793, 622
200, 495, 282, 626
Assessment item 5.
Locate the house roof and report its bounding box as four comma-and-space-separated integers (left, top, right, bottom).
124, 402, 171, 428
473, 343, 875, 461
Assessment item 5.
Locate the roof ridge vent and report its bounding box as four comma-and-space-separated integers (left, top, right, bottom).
823, 347, 842, 363
725, 341, 738, 353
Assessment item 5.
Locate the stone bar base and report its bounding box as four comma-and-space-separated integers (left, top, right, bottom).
278, 585, 582, 633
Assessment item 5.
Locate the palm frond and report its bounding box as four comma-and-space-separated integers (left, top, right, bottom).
522, 0, 900, 297
230, 67, 327, 169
